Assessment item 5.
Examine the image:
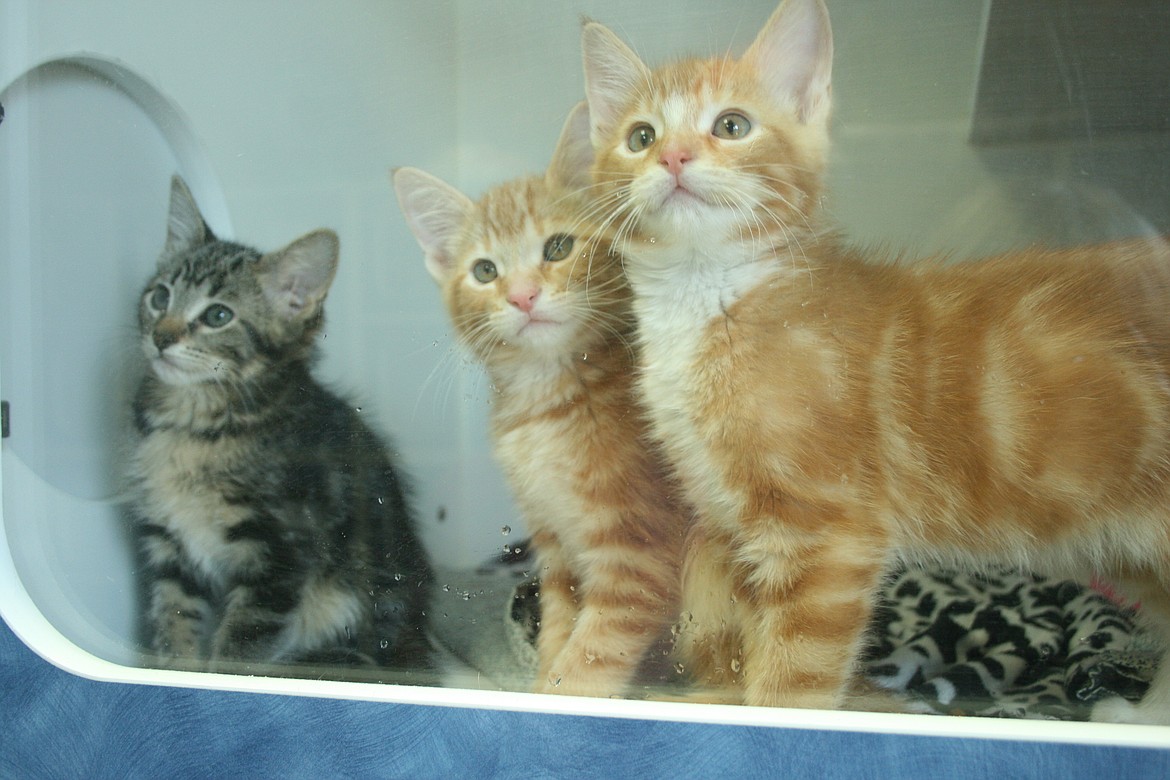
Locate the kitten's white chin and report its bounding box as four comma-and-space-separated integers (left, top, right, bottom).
639, 203, 739, 250
636, 182, 741, 246
149, 356, 220, 386
511, 318, 571, 351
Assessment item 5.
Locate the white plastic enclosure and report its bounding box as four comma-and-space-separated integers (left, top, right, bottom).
2, 0, 1169, 749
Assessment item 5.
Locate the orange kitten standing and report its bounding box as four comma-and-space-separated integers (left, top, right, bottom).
581, 0, 1170, 723
393, 105, 689, 698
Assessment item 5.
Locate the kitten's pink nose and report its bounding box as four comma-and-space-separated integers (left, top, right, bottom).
507, 283, 540, 313
659, 147, 693, 177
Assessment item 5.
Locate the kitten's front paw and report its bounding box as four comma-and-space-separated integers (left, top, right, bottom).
1090, 696, 1170, 726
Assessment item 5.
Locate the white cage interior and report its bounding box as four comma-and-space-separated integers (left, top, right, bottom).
2, 0, 1167, 708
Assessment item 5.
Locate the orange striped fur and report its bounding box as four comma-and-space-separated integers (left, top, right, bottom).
582, 0, 1170, 723
394, 105, 689, 698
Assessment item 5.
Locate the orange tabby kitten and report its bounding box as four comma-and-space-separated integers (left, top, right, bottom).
582, 0, 1170, 723
393, 105, 688, 698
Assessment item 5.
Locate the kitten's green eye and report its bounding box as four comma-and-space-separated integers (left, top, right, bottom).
200, 304, 234, 328
472, 259, 498, 283
543, 234, 575, 263
713, 112, 751, 140
148, 284, 170, 312
627, 123, 656, 152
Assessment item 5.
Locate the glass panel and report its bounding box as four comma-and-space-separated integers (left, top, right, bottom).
2, 0, 1168, 731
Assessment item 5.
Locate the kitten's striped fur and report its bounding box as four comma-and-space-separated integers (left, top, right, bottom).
129, 177, 432, 676
582, 0, 1170, 723
394, 106, 689, 698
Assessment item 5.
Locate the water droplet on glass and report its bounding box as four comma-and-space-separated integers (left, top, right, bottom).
649, 237, 657, 244
380, 639, 389, 649
730, 658, 741, 673
443, 584, 450, 592
585, 652, 597, 665
501, 525, 511, 535
377, 496, 384, 505
673, 662, 685, 675
355, 406, 363, 413
393, 572, 403, 581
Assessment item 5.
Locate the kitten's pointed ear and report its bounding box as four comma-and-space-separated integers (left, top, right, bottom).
258, 229, 339, 322
742, 0, 833, 126
546, 102, 594, 194
392, 167, 474, 283
581, 20, 650, 148
164, 175, 215, 257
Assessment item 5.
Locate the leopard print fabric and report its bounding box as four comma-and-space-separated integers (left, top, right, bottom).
861, 567, 1154, 720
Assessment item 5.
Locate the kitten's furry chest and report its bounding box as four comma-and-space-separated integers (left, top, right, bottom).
495, 412, 596, 549
629, 242, 789, 375
490, 356, 638, 554
630, 252, 798, 511
132, 426, 265, 583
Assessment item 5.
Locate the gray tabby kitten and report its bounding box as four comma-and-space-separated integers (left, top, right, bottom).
128, 176, 432, 677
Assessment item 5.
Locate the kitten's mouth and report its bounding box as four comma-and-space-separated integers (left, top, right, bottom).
512, 314, 566, 344
150, 357, 194, 384
519, 315, 560, 332
149, 352, 179, 372
661, 182, 708, 209
150, 353, 222, 386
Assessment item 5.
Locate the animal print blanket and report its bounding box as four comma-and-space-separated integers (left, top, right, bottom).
862, 567, 1153, 719
428, 546, 1154, 720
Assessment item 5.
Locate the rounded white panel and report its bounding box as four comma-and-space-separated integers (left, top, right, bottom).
0, 57, 227, 661
1, 56, 227, 501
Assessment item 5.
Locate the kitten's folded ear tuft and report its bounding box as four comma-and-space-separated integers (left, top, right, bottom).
258, 229, 340, 321
392, 167, 475, 284
164, 174, 215, 258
